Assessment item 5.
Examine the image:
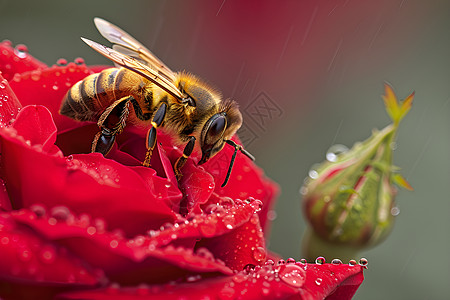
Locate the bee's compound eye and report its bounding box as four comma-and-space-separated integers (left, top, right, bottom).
205, 114, 227, 145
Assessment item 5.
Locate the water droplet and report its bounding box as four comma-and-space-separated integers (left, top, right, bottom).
222, 215, 234, 230
299, 186, 308, 195
65, 155, 74, 162
14, 44, 28, 58
196, 247, 214, 260
1, 237, 9, 245
57, 58, 68, 66
30, 204, 46, 218
299, 258, 307, 264
30, 70, 41, 81
267, 210, 277, 221
326, 144, 349, 162
87, 226, 96, 235
391, 206, 400, 216
52, 85, 59, 91
265, 259, 275, 266
286, 258, 296, 264
110, 240, 119, 248
243, 264, 256, 273
277, 259, 286, 265
219, 197, 234, 207
40, 246, 56, 263
390, 141, 397, 150
308, 169, 319, 180
349, 259, 357, 266
50, 206, 73, 223
359, 258, 368, 267
199, 221, 216, 237
331, 258, 342, 265
74, 57, 85, 65
19, 249, 32, 262
252, 247, 266, 262
315, 278, 323, 285
279, 264, 306, 288
315, 256, 325, 265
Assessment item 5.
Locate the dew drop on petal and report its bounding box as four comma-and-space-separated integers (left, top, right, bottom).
252, 246, 266, 262
359, 257, 368, 267
267, 210, 277, 221
279, 264, 306, 288
50, 206, 73, 223
326, 144, 349, 162
299, 258, 307, 264
243, 264, 256, 273
30, 204, 46, 218
315, 278, 323, 286
222, 215, 234, 230
14, 44, 28, 58
265, 259, 275, 266
40, 246, 56, 264
315, 256, 325, 265
110, 240, 119, 249
286, 258, 296, 264
331, 258, 342, 265
30, 70, 41, 81
349, 259, 357, 266
57, 58, 68, 66
74, 57, 85, 65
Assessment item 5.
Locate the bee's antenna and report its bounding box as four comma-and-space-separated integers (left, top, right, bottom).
221, 140, 255, 187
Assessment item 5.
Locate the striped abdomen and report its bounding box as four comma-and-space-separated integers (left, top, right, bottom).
59, 67, 150, 122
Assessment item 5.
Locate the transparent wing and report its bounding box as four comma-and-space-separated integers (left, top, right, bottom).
81, 37, 183, 100
93, 17, 176, 82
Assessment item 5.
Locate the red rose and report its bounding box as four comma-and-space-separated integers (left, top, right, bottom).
0, 40, 364, 299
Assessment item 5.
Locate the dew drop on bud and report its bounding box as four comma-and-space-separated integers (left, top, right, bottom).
315, 278, 323, 285
57, 58, 68, 66
308, 169, 319, 180
14, 44, 28, 58
299, 258, 307, 264
252, 246, 266, 262
331, 258, 342, 265
315, 256, 325, 265
326, 144, 349, 162
277, 259, 286, 265
349, 259, 357, 266
391, 206, 400, 216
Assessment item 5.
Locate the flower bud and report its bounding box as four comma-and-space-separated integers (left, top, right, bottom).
301, 84, 413, 258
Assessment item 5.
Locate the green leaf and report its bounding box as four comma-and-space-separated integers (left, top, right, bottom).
392, 173, 414, 191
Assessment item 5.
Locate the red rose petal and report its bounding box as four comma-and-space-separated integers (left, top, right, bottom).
202, 137, 279, 233
12, 105, 60, 154
0, 107, 178, 235
9, 62, 97, 133
0, 212, 102, 286
12, 209, 232, 285
56, 261, 364, 300
196, 213, 266, 271
0, 72, 22, 126
0, 41, 47, 81
177, 160, 215, 215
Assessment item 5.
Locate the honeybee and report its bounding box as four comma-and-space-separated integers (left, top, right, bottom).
59, 18, 254, 187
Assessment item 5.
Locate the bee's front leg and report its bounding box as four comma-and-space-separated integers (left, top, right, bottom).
92, 97, 130, 155
174, 136, 196, 180
143, 102, 167, 167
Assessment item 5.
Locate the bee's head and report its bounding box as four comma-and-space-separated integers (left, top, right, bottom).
198, 100, 242, 165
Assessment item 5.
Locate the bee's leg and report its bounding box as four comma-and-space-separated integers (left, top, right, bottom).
143, 102, 167, 167
92, 97, 130, 155
174, 136, 196, 180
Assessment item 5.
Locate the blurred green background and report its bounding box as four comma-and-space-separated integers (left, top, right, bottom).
1, 0, 449, 299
